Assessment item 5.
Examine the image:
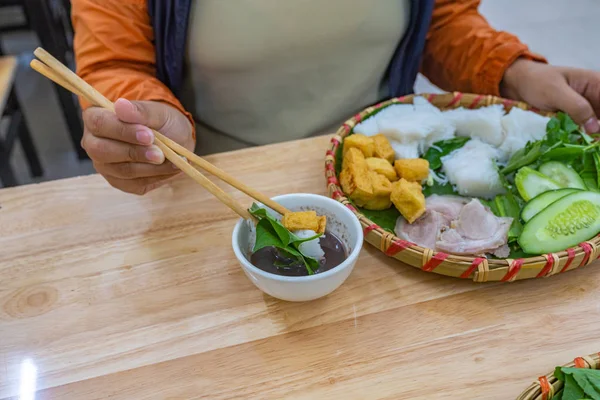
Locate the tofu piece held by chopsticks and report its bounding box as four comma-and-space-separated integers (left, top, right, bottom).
282, 211, 327, 234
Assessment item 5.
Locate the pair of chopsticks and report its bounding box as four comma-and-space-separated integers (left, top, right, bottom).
30, 47, 290, 221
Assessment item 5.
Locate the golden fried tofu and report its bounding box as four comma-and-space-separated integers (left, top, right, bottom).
317, 216, 327, 234
339, 156, 373, 207
343, 134, 375, 158
342, 147, 368, 171
391, 178, 426, 224
394, 158, 430, 182
372, 134, 395, 163
363, 171, 392, 210
282, 211, 320, 232
366, 157, 398, 182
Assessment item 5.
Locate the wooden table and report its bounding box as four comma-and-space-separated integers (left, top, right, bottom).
0, 137, 599, 399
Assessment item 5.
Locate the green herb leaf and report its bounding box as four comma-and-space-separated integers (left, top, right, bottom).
554, 367, 600, 400
502, 141, 545, 174
423, 137, 470, 170
253, 218, 286, 253
541, 147, 585, 163
484, 192, 523, 242
423, 181, 457, 197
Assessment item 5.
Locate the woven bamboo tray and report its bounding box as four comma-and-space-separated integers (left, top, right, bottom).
517, 352, 600, 399
325, 92, 600, 282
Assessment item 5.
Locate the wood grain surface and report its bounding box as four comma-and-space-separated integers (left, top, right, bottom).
0, 136, 599, 399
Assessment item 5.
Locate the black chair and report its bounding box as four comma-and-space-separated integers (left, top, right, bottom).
0, 0, 86, 159
0, 56, 42, 187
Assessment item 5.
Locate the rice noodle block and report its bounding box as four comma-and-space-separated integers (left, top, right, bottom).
499, 107, 550, 159
444, 105, 505, 146
441, 139, 505, 199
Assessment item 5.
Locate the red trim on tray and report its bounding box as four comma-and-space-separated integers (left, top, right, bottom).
345, 203, 357, 212
427, 93, 436, 102
536, 254, 555, 278
330, 137, 340, 146
501, 259, 524, 282
385, 240, 414, 256
560, 248, 576, 273
332, 190, 343, 199
574, 357, 586, 368
342, 124, 351, 134
502, 99, 515, 108
446, 92, 463, 107
327, 176, 339, 186
468, 95, 484, 109
325, 163, 335, 172
460, 257, 486, 279
578, 242, 592, 267
325, 150, 334, 158
398, 96, 407, 102
363, 224, 379, 236
422, 252, 448, 272
538, 376, 551, 400
353, 112, 363, 123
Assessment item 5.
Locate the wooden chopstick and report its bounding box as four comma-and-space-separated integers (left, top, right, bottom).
31, 48, 290, 217
31, 49, 254, 221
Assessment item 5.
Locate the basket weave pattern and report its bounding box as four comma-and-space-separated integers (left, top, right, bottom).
516, 352, 600, 400
325, 93, 600, 282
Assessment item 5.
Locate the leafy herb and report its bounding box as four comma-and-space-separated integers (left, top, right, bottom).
483, 192, 523, 243
552, 367, 600, 400
423, 137, 470, 170
423, 181, 457, 197
502, 113, 582, 175
249, 203, 321, 274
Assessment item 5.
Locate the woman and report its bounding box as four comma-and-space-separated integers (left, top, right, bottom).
72, 0, 600, 195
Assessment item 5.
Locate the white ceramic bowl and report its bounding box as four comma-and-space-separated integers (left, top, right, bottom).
232, 193, 364, 302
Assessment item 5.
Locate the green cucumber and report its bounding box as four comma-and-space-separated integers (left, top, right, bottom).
521, 188, 581, 222
538, 161, 586, 189
519, 191, 600, 254
515, 167, 562, 201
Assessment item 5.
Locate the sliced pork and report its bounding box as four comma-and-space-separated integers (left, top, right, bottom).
436, 199, 512, 256
395, 196, 512, 257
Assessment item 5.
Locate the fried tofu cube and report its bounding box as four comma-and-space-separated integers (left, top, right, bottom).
282, 211, 320, 232
372, 134, 395, 163
339, 153, 374, 207
391, 178, 426, 224
342, 147, 368, 171
366, 157, 398, 182
343, 134, 375, 158
317, 216, 327, 234
394, 158, 430, 182
363, 171, 392, 210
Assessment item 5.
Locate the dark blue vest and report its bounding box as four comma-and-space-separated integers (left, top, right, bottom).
147, 0, 435, 99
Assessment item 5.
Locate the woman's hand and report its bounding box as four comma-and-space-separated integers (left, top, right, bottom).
81, 99, 194, 195
501, 59, 600, 133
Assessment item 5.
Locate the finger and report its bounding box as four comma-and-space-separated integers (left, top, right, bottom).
83, 107, 155, 145
114, 99, 171, 131
94, 161, 179, 179
552, 80, 599, 133
82, 136, 165, 164
104, 175, 170, 196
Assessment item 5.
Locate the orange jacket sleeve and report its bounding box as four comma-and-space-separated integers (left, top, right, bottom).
421, 0, 547, 96
71, 0, 194, 137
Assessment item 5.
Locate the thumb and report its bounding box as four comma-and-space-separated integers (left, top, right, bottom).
552, 82, 599, 133
114, 99, 170, 131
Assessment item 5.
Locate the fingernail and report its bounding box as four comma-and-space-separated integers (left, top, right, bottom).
136, 128, 154, 145
145, 146, 164, 164
584, 118, 600, 133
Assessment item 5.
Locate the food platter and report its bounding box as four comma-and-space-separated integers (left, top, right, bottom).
325, 92, 600, 282
517, 352, 600, 400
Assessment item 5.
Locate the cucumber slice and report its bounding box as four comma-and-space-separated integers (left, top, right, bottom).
515, 167, 562, 201
521, 188, 581, 222
519, 191, 600, 254
538, 161, 586, 189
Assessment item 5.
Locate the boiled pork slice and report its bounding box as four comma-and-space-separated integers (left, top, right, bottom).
436, 199, 512, 256
395, 195, 468, 249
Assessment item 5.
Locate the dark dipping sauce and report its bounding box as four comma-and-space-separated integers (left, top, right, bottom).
250, 232, 347, 277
